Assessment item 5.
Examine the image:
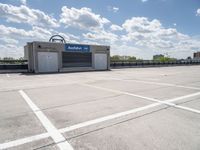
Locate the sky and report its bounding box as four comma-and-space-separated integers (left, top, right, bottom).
0, 0, 200, 59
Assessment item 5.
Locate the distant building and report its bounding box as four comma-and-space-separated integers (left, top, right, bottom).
193, 52, 200, 59
153, 54, 164, 60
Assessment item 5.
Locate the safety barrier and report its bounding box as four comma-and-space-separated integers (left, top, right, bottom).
0, 60, 27, 64
1, 60, 200, 72
0, 60, 28, 72
111, 60, 200, 68
0, 64, 28, 70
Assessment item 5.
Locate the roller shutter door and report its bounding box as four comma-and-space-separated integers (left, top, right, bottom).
62, 52, 92, 67
94, 53, 108, 70
38, 52, 58, 73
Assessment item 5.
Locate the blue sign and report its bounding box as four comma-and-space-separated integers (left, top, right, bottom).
65, 44, 90, 52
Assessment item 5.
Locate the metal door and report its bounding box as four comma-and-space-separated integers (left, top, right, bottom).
94, 53, 108, 70
38, 52, 58, 73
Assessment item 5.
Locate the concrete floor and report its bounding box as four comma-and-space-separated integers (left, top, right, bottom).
0, 66, 200, 150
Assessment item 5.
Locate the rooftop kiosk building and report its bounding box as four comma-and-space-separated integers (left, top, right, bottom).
24, 35, 110, 73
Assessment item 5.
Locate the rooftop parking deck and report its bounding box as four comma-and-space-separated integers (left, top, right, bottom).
0, 66, 200, 150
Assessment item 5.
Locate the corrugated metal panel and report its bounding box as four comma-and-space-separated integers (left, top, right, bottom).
38, 52, 58, 72
62, 52, 92, 67
94, 53, 108, 70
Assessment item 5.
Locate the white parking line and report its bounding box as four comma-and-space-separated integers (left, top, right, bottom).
59, 102, 161, 133
167, 92, 200, 103
175, 105, 200, 114
59, 94, 200, 134
81, 83, 200, 114
18, 90, 73, 150
1, 89, 200, 149
106, 77, 200, 90
0, 133, 50, 149
0, 102, 161, 150
6, 74, 10, 78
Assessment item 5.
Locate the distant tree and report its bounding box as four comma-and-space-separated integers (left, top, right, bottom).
111, 55, 137, 62
136, 58, 143, 62
0, 57, 26, 64
125, 56, 136, 62
18, 57, 25, 60
3, 57, 14, 60
110, 55, 121, 62
157, 56, 176, 62
153, 54, 176, 62
153, 54, 164, 60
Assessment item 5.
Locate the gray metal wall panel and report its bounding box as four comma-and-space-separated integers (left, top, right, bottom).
62, 52, 92, 67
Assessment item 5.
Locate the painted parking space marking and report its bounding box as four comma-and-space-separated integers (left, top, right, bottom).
102, 77, 200, 90
59, 94, 200, 134
81, 83, 200, 114
6, 74, 10, 78
0, 133, 50, 150
59, 102, 161, 133
1, 76, 199, 92
0, 103, 160, 149
18, 90, 73, 150
167, 92, 200, 103
174, 105, 200, 114
1, 89, 200, 149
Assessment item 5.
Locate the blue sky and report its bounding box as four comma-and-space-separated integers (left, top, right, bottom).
0, 0, 200, 59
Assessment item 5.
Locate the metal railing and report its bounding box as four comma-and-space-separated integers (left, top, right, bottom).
1, 59, 200, 71
111, 60, 200, 67
0, 64, 28, 70
0, 60, 28, 70
0, 60, 28, 64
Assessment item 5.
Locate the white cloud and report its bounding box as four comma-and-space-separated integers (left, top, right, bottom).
0, 25, 52, 40
0, 44, 24, 58
83, 30, 118, 44
20, 0, 26, 5
0, 3, 59, 28
55, 32, 79, 43
113, 7, 119, 13
120, 17, 200, 58
122, 17, 162, 33
141, 0, 148, 2
0, 37, 18, 44
196, 8, 200, 16
107, 6, 119, 13
81, 16, 200, 59
111, 44, 151, 59
122, 17, 185, 48
110, 24, 123, 31
0, 24, 53, 58
0, 40, 20, 59
0, 24, 80, 43
0, 24, 80, 58
60, 6, 110, 30
0, 3, 199, 59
